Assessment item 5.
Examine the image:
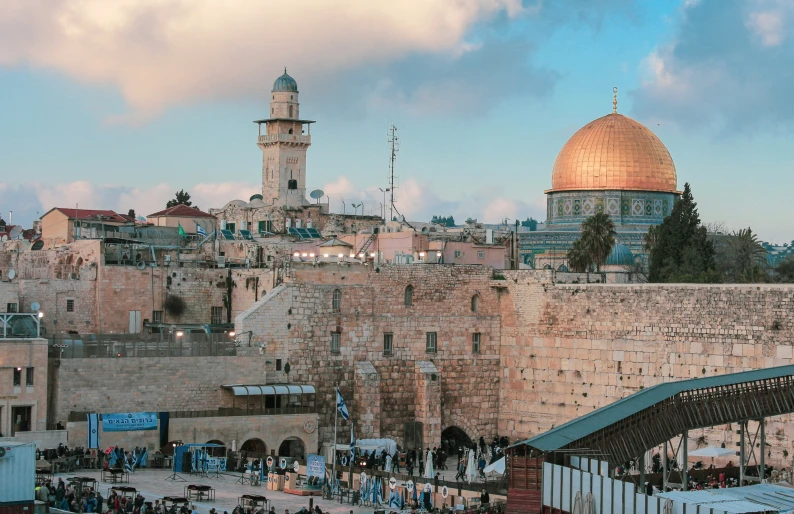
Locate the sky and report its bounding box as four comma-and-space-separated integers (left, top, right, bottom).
1, 0, 793, 243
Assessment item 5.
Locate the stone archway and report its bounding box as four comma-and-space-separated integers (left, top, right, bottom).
278, 436, 306, 460
240, 438, 267, 455
442, 426, 474, 457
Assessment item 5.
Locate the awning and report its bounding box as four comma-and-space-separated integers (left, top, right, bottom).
222, 384, 316, 396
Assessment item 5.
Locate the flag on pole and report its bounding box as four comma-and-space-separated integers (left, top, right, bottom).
178, 223, 186, 238
196, 223, 206, 236
336, 387, 350, 420
87, 413, 100, 449
350, 421, 356, 461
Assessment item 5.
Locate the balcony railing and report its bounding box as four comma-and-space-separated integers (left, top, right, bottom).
1, 313, 41, 339
68, 406, 316, 422
49, 334, 237, 358
258, 134, 311, 144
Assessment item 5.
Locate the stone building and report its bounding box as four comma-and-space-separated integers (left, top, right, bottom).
520, 90, 680, 269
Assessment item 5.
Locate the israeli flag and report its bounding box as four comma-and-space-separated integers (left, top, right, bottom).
87, 413, 100, 449
196, 224, 206, 236
336, 387, 350, 420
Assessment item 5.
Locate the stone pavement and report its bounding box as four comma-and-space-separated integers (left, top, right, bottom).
54, 468, 386, 514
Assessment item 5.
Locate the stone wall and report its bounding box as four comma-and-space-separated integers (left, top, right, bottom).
498, 277, 794, 464
237, 263, 503, 448
53, 347, 269, 421
0, 338, 49, 433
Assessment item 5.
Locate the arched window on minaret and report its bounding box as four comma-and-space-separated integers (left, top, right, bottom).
288, 128, 293, 135
289, 105, 293, 118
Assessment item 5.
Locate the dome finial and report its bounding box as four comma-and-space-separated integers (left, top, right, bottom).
284, 66, 287, 74
612, 86, 618, 114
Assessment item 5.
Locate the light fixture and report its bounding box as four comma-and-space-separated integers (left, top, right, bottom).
228, 331, 236, 338
419, 252, 426, 257
338, 253, 344, 258
323, 254, 329, 258
349, 253, 355, 258
309, 253, 315, 258
436, 252, 442, 257
370, 252, 376, 257
293, 251, 300, 257
358, 253, 364, 258
17, 367, 22, 371
175, 331, 184, 338
37, 312, 44, 318
302, 253, 308, 257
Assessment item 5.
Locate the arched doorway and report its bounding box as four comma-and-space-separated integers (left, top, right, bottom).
240, 438, 267, 455
278, 437, 306, 460
206, 440, 226, 457
442, 426, 473, 457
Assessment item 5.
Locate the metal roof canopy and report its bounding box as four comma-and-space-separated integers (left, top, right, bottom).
221, 384, 316, 396
511, 364, 794, 467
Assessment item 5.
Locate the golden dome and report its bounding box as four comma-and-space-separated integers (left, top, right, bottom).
549, 113, 677, 193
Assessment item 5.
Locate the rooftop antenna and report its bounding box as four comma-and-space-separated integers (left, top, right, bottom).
387, 124, 399, 221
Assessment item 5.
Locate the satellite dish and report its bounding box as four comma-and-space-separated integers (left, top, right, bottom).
309, 189, 324, 200
31, 302, 40, 311
31, 241, 44, 250
7, 269, 15, 280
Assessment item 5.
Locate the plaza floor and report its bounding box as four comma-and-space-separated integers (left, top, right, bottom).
54, 468, 382, 514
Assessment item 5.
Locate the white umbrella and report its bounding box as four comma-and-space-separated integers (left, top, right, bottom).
687, 446, 735, 458
483, 456, 505, 475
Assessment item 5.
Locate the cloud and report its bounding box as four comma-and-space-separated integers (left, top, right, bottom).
322, 176, 544, 224
0, 180, 259, 227
0, 0, 635, 122
632, 0, 794, 131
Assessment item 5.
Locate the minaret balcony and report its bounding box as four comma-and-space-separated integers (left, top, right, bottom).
258, 134, 311, 145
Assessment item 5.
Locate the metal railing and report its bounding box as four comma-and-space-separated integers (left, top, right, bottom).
258, 134, 311, 144
68, 406, 316, 422
1, 312, 41, 339
49, 333, 237, 358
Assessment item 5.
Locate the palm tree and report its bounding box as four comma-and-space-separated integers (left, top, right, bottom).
581, 213, 617, 272
567, 239, 590, 272
729, 227, 768, 282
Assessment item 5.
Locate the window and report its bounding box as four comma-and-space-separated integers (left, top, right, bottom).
66, 299, 75, 312
13, 368, 21, 386
472, 333, 481, 354
471, 294, 480, 313
211, 306, 224, 325
276, 359, 282, 371
477, 250, 485, 259
151, 310, 163, 333
454, 250, 462, 258
289, 105, 293, 117
226, 222, 236, 233
26, 367, 34, 386
331, 332, 341, 354
332, 289, 342, 312
404, 285, 414, 306
383, 333, 394, 356
288, 179, 298, 190
258, 220, 273, 233
426, 332, 437, 353
288, 128, 293, 135
6, 302, 18, 313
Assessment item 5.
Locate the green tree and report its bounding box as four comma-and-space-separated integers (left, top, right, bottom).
127, 209, 136, 219
566, 239, 590, 273
728, 228, 768, 282
774, 256, 794, 283
649, 183, 717, 282
430, 215, 456, 227
167, 189, 193, 208
521, 217, 538, 231
580, 212, 616, 272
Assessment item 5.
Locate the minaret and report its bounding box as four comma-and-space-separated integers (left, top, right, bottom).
254, 69, 315, 207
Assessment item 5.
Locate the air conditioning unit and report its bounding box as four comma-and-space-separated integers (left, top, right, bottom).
217, 256, 226, 268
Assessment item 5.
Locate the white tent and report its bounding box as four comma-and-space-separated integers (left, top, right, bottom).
688, 447, 735, 458
483, 456, 505, 475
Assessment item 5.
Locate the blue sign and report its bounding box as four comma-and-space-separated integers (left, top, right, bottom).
102, 412, 157, 432
306, 454, 326, 483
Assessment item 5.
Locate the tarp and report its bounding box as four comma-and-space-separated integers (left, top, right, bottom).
483, 456, 505, 474
687, 446, 735, 458
355, 438, 397, 456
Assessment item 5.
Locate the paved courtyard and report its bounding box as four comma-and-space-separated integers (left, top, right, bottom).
55, 468, 382, 514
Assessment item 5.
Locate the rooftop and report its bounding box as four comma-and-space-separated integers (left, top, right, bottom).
147, 204, 215, 218
43, 208, 130, 224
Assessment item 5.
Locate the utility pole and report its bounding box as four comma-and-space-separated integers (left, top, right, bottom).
387, 125, 399, 222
